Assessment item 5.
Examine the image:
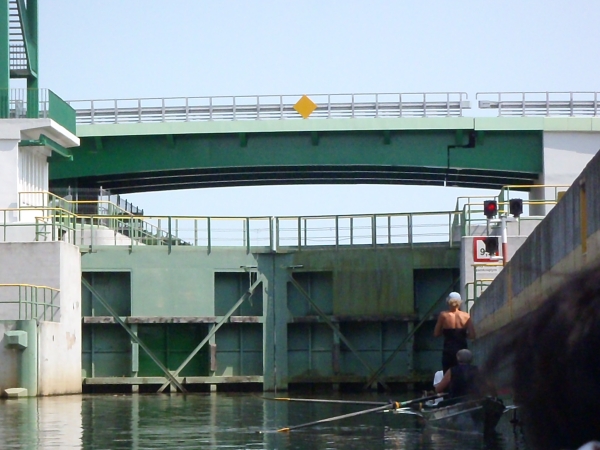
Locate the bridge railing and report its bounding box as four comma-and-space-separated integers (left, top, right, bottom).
68, 92, 471, 124
477, 91, 600, 117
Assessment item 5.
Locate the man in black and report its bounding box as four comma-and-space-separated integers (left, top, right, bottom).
434, 349, 481, 398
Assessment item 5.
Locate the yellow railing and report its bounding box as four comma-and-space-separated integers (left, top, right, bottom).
0, 284, 60, 321
18, 191, 135, 218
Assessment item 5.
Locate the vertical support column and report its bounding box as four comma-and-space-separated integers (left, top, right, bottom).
259, 253, 290, 392
17, 320, 38, 396
406, 322, 414, 376
26, 0, 39, 118
332, 325, 340, 392
209, 324, 217, 392
130, 323, 139, 393
0, 0, 9, 117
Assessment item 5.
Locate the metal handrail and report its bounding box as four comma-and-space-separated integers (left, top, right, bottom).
477, 91, 600, 116
0, 284, 60, 321
1, 205, 464, 251
68, 92, 470, 124
18, 191, 136, 218
276, 211, 462, 250
455, 183, 571, 236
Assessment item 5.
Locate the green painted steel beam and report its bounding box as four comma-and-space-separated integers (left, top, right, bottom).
49, 127, 543, 193
0, 0, 9, 116
73, 116, 600, 139
75, 117, 477, 138
21, 133, 72, 159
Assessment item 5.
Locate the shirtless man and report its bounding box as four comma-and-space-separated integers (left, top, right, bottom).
434, 292, 476, 373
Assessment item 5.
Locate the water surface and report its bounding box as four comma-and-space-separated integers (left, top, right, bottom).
0, 393, 529, 449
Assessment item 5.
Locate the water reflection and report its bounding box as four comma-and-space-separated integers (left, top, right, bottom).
0, 393, 529, 449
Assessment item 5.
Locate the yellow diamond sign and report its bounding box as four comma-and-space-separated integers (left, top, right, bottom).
294, 95, 317, 119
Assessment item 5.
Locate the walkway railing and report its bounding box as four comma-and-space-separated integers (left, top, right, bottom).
0, 284, 60, 321
68, 92, 471, 124
0, 88, 76, 134
18, 191, 137, 218
1, 205, 463, 251
276, 211, 461, 250
477, 91, 600, 117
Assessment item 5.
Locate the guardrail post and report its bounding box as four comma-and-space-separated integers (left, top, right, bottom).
371, 215, 376, 247
335, 215, 339, 249
270, 217, 275, 252
297, 217, 302, 251
167, 217, 172, 254
207, 217, 211, 254
194, 219, 198, 246
245, 217, 250, 254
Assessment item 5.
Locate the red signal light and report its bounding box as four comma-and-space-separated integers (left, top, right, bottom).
483, 200, 498, 219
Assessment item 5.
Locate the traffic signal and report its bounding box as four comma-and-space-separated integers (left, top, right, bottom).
483, 200, 498, 219
484, 236, 499, 255
509, 198, 523, 218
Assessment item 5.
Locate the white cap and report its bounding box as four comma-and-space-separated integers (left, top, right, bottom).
433, 370, 444, 386
447, 292, 461, 303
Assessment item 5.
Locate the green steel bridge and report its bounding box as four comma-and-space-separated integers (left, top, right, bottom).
48, 91, 600, 194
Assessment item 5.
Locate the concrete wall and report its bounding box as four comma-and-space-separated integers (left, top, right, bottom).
472, 149, 600, 360
0, 242, 82, 395
0, 131, 21, 218
532, 131, 600, 215
461, 218, 544, 310
38, 243, 82, 395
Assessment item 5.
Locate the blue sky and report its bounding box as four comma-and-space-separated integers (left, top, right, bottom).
36, 1, 600, 216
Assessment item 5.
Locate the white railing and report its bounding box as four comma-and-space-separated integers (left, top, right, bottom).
477, 91, 600, 116
68, 92, 471, 125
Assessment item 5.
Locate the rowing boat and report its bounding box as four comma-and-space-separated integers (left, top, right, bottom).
403, 396, 507, 434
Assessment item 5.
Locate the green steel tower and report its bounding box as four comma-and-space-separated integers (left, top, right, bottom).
1, 0, 38, 117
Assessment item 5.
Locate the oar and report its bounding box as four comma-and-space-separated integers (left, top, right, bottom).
265, 397, 388, 406
268, 402, 396, 433
263, 393, 445, 433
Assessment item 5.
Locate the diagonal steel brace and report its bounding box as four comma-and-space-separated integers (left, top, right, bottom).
287, 274, 389, 390
157, 275, 263, 393
81, 277, 187, 393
